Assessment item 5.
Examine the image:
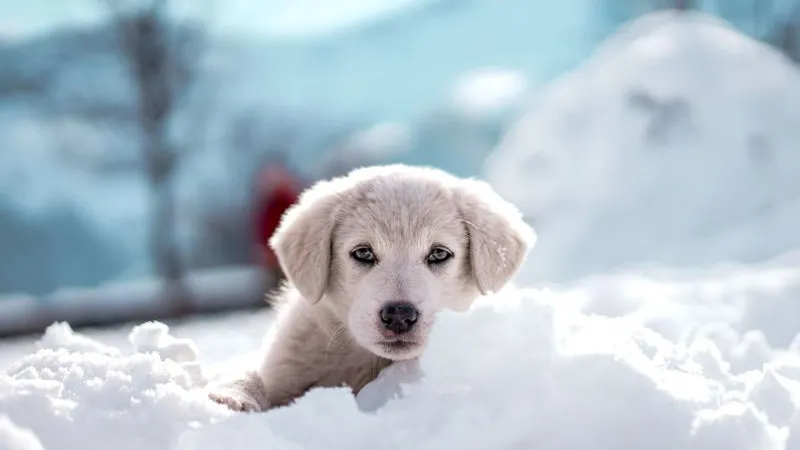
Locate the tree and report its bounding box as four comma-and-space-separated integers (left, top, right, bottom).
101, 0, 205, 315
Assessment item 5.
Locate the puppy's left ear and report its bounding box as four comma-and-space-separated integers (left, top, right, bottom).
269, 179, 345, 303
453, 178, 536, 295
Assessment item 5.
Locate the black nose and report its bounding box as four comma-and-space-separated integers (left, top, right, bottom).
379, 302, 419, 334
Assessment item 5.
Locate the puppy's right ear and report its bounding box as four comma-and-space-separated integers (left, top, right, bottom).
453, 178, 536, 295
269, 180, 344, 303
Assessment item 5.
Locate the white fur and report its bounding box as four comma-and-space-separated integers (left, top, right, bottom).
207, 164, 536, 412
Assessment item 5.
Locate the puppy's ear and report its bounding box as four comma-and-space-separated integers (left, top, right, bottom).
453, 179, 536, 295
269, 179, 345, 303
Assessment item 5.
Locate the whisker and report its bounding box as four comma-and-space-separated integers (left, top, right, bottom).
325, 325, 345, 364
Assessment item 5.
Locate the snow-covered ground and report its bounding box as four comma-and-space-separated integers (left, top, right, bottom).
5, 9, 800, 450
5, 264, 800, 449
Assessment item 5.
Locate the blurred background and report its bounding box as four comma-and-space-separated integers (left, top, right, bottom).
1, 0, 799, 337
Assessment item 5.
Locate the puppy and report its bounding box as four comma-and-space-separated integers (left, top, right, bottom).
207, 164, 535, 412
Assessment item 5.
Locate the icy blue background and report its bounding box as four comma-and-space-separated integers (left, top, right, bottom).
0, 0, 793, 296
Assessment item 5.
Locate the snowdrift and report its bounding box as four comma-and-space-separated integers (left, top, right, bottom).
485, 11, 800, 283
4, 262, 800, 449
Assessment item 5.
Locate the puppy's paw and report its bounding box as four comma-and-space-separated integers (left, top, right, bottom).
208, 391, 261, 413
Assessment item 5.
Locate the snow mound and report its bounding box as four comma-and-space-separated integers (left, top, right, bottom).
0, 415, 44, 450
179, 288, 800, 449
3, 273, 800, 448
485, 11, 800, 282
129, 321, 206, 385
1, 321, 225, 450
129, 322, 199, 364
37, 322, 120, 356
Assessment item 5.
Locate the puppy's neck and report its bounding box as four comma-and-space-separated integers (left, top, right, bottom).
259, 286, 399, 404
303, 294, 394, 392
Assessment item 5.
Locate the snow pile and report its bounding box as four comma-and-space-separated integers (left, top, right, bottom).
3, 271, 800, 448
0, 322, 225, 450
129, 322, 199, 364
485, 11, 800, 282
181, 284, 800, 450
37, 322, 120, 356
554, 257, 800, 351
0, 415, 44, 450
129, 322, 206, 385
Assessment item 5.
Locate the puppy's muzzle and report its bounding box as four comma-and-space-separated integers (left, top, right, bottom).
379, 302, 419, 334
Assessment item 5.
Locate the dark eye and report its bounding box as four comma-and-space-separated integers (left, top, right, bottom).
426, 246, 453, 265
350, 246, 376, 264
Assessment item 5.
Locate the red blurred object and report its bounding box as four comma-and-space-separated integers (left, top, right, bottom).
253, 163, 304, 272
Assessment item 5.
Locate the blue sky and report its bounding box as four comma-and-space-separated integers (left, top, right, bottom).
0, 0, 427, 40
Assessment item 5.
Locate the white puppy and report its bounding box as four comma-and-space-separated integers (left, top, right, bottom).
207, 164, 535, 412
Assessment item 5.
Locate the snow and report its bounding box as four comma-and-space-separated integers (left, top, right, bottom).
37, 322, 120, 356
4, 271, 800, 448
485, 11, 800, 283
5, 8, 800, 450
129, 322, 199, 364
0, 349, 224, 450
0, 415, 44, 450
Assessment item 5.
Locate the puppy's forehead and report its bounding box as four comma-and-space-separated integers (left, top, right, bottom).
337, 176, 465, 248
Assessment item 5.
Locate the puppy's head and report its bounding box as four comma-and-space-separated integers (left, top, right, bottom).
270, 165, 535, 360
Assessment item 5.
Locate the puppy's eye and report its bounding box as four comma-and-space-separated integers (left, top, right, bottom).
350, 246, 376, 264
426, 246, 453, 265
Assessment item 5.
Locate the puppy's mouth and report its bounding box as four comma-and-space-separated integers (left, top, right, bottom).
372, 337, 426, 360
379, 339, 419, 351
